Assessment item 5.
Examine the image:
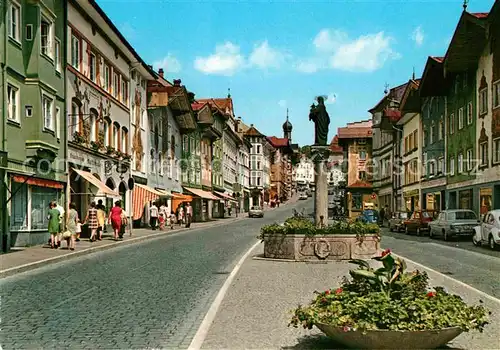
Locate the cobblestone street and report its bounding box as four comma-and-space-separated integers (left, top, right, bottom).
0, 200, 308, 350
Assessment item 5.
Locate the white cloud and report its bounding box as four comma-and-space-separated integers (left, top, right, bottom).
325, 93, 337, 105
297, 29, 400, 73
153, 54, 182, 73
278, 99, 287, 108
249, 41, 285, 68
411, 26, 424, 46
194, 42, 245, 76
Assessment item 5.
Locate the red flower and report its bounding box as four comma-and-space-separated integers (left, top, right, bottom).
427, 291, 436, 297
381, 248, 392, 257
343, 326, 351, 332
335, 288, 343, 295
325, 290, 331, 295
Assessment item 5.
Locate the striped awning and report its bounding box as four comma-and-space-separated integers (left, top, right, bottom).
132, 184, 162, 220
184, 187, 219, 200
214, 191, 237, 202
72, 169, 119, 197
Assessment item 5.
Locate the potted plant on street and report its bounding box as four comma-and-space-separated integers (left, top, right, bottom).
259, 216, 380, 260
289, 249, 489, 349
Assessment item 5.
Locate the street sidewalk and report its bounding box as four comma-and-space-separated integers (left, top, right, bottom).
0, 216, 243, 278
201, 244, 500, 350
0, 194, 299, 279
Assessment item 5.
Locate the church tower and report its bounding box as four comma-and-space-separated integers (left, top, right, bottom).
282, 108, 293, 141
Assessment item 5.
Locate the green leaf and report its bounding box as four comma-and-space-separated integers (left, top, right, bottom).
350, 269, 378, 280
349, 259, 371, 269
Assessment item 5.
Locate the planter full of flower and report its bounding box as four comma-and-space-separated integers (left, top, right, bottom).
259, 217, 380, 260
289, 249, 489, 349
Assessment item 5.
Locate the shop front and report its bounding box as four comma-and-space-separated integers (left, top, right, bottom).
446, 181, 500, 218
421, 184, 446, 213
184, 187, 218, 222
403, 189, 420, 213
8, 175, 66, 247
214, 191, 239, 216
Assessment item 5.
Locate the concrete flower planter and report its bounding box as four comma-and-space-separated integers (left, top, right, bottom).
262, 233, 380, 260
315, 323, 463, 349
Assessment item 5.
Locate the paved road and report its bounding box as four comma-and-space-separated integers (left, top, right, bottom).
380, 227, 500, 299
0, 199, 310, 350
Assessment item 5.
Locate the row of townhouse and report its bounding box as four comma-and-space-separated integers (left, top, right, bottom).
370, 1, 500, 218
0, 0, 298, 251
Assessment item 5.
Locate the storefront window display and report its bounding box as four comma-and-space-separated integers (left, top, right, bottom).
459, 189, 473, 210
351, 193, 362, 210
10, 183, 62, 231
480, 188, 492, 215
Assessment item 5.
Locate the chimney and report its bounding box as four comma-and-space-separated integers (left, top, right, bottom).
158, 68, 164, 78
173, 79, 181, 87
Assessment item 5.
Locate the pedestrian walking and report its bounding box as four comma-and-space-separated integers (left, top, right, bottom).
47, 202, 60, 249
109, 201, 124, 241
170, 211, 176, 229
185, 202, 192, 228
54, 200, 65, 248
150, 202, 159, 230
66, 202, 78, 251
84, 202, 99, 242
96, 200, 106, 241
178, 206, 184, 227
119, 209, 128, 239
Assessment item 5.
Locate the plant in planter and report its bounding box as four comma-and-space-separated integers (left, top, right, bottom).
289, 249, 489, 349
90, 140, 103, 151
72, 131, 86, 144
106, 146, 115, 155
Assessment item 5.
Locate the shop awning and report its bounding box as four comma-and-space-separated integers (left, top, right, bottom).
184, 187, 219, 200
214, 191, 237, 202
171, 192, 189, 199
72, 169, 119, 197
12, 175, 64, 190
155, 189, 173, 198
132, 184, 162, 220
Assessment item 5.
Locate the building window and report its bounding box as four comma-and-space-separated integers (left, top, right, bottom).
458, 107, 464, 130
429, 160, 435, 176
113, 123, 119, 150
479, 88, 488, 115
493, 81, 500, 109
70, 101, 80, 135
352, 193, 362, 210
40, 16, 53, 58
458, 153, 463, 174
7, 84, 19, 123
449, 114, 455, 134
10, 182, 28, 231
55, 107, 61, 139
467, 102, 473, 125
480, 142, 488, 166
466, 149, 473, 171
104, 65, 110, 91
55, 39, 61, 72
359, 150, 367, 160
438, 119, 444, 140
89, 53, 96, 82
429, 124, 434, 144
71, 34, 80, 70
42, 94, 54, 130
256, 145, 261, 153
450, 157, 455, 176
113, 72, 120, 99
493, 138, 500, 164
8, 2, 21, 42
121, 79, 128, 104
359, 171, 366, 180
103, 119, 110, 147
422, 128, 426, 147
438, 157, 444, 174
159, 153, 164, 176
121, 127, 128, 154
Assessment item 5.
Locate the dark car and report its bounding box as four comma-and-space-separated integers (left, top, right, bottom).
356, 210, 379, 224
388, 212, 409, 232
404, 210, 434, 236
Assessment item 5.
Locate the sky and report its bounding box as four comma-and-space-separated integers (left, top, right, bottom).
97, 0, 495, 147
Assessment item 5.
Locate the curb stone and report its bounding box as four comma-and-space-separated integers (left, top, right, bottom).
0, 216, 243, 279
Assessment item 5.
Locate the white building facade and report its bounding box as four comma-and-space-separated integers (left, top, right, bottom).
296, 156, 314, 185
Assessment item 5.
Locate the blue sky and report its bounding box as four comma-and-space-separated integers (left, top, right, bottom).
98, 0, 494, 147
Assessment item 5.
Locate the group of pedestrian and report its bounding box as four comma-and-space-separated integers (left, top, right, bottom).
47, 199, 129, 250
148, 201, 192, 230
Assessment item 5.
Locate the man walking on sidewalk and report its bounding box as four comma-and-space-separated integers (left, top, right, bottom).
185, 202, 192, 228
150, 202, 159, 230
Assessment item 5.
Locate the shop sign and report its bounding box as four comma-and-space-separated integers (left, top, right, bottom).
69, 149, 103, 171
404, 189, 419, 197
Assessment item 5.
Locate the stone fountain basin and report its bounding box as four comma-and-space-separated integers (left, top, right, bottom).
315, 323, 463, 349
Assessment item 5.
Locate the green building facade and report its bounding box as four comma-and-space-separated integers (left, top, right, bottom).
2, 0, 66, 249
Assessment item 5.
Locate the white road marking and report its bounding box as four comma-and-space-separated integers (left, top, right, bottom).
188, 240, 261, 350
391, 252, 500, 305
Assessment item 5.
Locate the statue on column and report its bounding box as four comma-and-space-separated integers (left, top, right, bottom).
309, 96, 330, 146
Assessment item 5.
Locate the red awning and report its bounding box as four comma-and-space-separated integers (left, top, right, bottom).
132, 184, 162, 220
12, 175, 64, 189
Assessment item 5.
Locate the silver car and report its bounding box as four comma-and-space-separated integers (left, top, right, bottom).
249, 206, 264, 218
428, 209, 480, 241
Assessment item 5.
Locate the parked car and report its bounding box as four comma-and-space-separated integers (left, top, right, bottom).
299, 193, 308, 200
428, 209, 479, 241
356, 209, 379, 224
388, 212, 409, 232
403, 210, 434, 236
249, 206, 264, 218
472, 209, 500, 250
